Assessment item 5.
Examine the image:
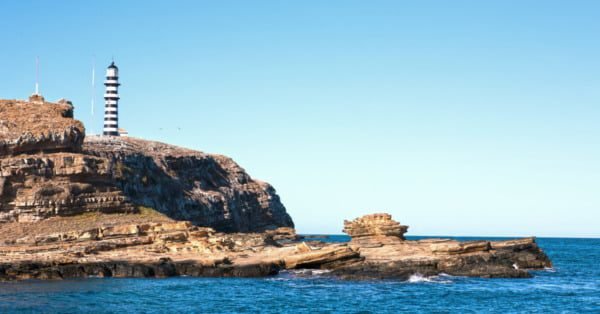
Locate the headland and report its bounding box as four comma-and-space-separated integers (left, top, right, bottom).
0, 98, 552, 281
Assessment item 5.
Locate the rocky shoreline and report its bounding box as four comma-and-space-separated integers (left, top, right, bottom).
0, 213, 551, 281
0, 97, 552, 281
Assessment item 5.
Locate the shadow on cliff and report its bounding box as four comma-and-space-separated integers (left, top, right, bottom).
96, 150, 293, 233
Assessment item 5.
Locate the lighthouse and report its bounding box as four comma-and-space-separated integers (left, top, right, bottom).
103, 62, 120, 136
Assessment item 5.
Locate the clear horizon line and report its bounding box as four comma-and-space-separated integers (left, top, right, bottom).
298, 233, 600, 239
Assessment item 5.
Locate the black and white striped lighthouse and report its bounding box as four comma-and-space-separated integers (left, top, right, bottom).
103, 62, 120, 136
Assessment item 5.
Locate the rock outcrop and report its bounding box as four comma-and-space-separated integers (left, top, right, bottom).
0, 98, 84, 157
0, 97, 553, 282
343, 213, 409, 246
329, 214, 552, 279
0, 218, 292, 280
0, 98, 293, 232
0, 211, 552, 281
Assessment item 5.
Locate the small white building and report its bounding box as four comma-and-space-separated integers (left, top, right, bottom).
118, 128, 129, 137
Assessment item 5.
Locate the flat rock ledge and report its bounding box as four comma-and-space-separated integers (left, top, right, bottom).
0, 213, 552, 281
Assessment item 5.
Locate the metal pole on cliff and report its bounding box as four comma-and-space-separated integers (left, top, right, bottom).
91, 57, 96, 135
35, 56, 40, 95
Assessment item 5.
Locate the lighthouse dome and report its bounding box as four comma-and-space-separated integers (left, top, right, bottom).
106, 62, 119, 77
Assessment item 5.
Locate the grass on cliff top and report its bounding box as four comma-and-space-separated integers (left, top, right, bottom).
0, 207, 173, 241
136, 206, 171, 219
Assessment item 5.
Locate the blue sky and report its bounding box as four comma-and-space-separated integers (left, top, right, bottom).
1, 1, 599, 237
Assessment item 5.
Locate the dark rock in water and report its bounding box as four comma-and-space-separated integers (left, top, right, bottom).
0, 259, 280, 281
324, 214, 552, 280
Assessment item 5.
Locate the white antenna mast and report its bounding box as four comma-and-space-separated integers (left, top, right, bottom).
91, 57, 96, 134
35, 56, 40, 95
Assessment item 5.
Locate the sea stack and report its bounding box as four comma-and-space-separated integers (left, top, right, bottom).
343, 213, 409, 246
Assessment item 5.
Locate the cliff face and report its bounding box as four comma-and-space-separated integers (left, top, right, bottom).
83, 136, 293, 232
0, 98, 293, 232
0, 98, 553, 282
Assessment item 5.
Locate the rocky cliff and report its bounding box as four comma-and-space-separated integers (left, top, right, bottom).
0, 98, 293, 232
0, 97, 553, 282
82, 136, 292, 232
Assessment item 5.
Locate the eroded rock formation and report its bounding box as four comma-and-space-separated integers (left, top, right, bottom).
0, 98, 293, 232
331, 214, 552, 279
0, 97, 552, 282
343, 213, 409, 246
0, 210, 552, 281
82, 136, 292, 232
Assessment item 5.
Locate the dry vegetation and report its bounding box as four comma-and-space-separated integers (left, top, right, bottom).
0, 207, 173, 243
0, 99, 84, 138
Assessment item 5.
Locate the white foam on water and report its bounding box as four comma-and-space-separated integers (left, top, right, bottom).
407, 273, 454, 284
438, 273, 454, 277
269, 269, 334, 281
287, 269, 332, 276
408, 273, 433, 283
274, 269, 455, 284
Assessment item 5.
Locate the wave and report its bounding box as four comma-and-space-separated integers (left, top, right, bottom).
274, 270, 457, 284
286, 269, 332, 276
407, 273, 453, 284
408, 273, 430, 283
269, 269, 333, 281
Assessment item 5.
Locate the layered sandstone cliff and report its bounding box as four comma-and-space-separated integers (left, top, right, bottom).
0, 212, 551, 281
0, 97, 552, 282
0, 98, 293, 232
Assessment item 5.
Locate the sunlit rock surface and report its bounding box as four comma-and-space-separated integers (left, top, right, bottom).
0, 98, 551, 281
0, 98, 293, 232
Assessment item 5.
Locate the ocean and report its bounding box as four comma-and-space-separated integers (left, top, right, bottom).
0, 236, 598, 313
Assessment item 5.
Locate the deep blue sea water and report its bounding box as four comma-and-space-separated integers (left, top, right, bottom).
0, 236, 598, 313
